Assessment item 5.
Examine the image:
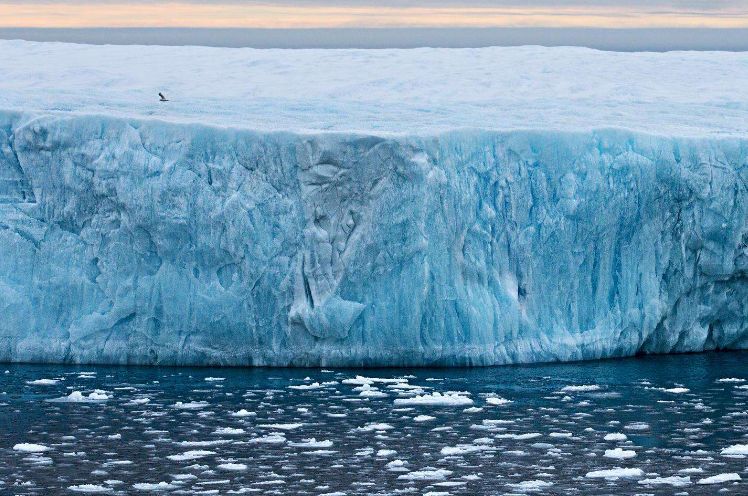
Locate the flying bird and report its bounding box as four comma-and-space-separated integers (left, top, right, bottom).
159, 92, 169, 102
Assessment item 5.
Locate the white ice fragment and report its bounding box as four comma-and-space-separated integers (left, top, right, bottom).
414, 415, 436, 422
604, 448, 636, 459
721, 444, 748, 456
26, 379, 60, 385
166, 450, 215, 461
356, 423, 394, 432
289, 382, 322, 390
560, 385, 600, 393
13, 443, 50, 453
507, 480, 554, 491
172, 401, 209, 409
69, 485, 113, 493
603, 433, 627, 441
289, 438, 333, 448
218, 463, 248, 471
259, 423, 303, 430
213, 427, 245, 435
394, 392, 472, 407
585, 468, 644, 479
231, 409, 255, 417
398, 468, 453, 481
697, 473, 741, 484
638, 476, 691, 486
132, 482, 178, 491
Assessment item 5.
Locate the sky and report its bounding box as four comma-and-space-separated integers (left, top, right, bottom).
1, 1, 747, 29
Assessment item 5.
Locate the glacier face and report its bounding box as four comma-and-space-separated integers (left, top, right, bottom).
1, 111, 748, 366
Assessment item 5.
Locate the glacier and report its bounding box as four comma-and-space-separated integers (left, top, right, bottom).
2, 111, 748, 366
1, 41, 748, 366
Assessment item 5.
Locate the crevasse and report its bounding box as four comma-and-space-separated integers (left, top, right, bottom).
1, 111, 747, 366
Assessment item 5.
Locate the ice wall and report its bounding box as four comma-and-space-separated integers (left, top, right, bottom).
1, 111, 747, 366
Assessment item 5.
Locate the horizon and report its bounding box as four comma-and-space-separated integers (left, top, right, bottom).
2, 26, 748, 51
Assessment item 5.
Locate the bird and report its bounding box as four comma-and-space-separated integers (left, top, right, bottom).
159, 92, 169, 102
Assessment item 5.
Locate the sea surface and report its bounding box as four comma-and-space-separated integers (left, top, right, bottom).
1, 352, 747, 495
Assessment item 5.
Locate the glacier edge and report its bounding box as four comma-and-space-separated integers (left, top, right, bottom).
1, 110, 748, 366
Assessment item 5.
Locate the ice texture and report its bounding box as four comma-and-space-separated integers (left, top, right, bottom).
1, 42, 748, 366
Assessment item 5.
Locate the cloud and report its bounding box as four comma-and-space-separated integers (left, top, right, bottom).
1, 1, 746, 29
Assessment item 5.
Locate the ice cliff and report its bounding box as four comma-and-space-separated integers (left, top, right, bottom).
2, 111, 748, 366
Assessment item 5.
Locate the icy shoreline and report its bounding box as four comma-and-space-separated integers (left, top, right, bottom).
2, 109, 748, 366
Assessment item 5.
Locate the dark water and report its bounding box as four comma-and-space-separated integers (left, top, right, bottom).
3, 28, 748, 51
1, 352, 747, 495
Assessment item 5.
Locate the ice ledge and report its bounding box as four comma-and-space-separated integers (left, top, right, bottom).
1, 110, 748, 367
1, 40, 748, 137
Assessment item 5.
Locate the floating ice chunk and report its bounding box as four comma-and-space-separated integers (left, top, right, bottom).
585, 468, 644, 479
356, 423, 394, 432
720, 444, 748, 456
717, 378, 745, 383
166, 450, 215, 461
301, 449, 337, 455
414, 415, 436, 422
289, 382, 322, 390
394, 392, 472, 407
604, 448, 636, 459
560, 385, 600, 393
218, 463, 248, 471
132, 482, 178, 491
678, 468, 704, 474
26, 379, 60, 385
204, 377, 225, 382
377, 449, 397, 457
398, 468, 453, 481
172, 401, 209, 409
697, 473, 741, 484
178, 439, 232, 447
440, 445, 492, 455
549, 432, 573, 438
289, 438, 333, 448
213, 427, 245, 435
231, 409, 255, 417
259, 423, 303, 430
13, 443, 50, 453
249, 434, 287, 444
48, 390, 110, 403
68, 485, 113, 493
624, 422, 650, 431
508, 480, 554, 491
604, 433, 627, 442
663, 387, 689, 394
638, 476, 691, 486
126, 398, 151, 405
107, 434, 121, 440
495, 433, 541, 440
485, 396, 512, 406
360, 389, 388, 398
343, 376, 406, 386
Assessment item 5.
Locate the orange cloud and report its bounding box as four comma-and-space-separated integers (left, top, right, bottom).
0, 3, 746, 29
